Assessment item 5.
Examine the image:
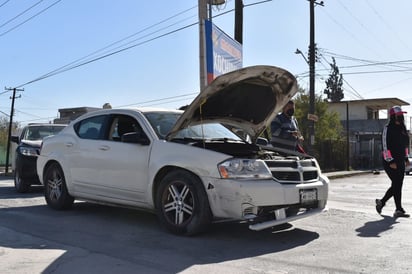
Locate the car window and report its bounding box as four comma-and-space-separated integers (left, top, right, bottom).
75, 115, 106, 140
22, 125, 65, 141
144, 111, 181, 139
108, 114, 144, 141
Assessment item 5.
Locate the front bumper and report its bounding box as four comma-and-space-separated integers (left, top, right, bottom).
249, 207, 328, 231
15, 154, 40, 181
204, 175, 329, 230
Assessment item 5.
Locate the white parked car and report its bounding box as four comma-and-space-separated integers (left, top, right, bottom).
37, 65, 329, 235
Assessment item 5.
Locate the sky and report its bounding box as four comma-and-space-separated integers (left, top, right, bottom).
1, 0, 412, 129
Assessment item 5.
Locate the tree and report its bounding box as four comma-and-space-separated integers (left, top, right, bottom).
0, 116, 10, 149
324, 57, 344, 102
0, 116, 19, 165
294, 89, 343, 143
293, 88, 346, 170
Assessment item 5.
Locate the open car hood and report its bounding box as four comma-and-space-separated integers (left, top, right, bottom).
167, 65, 298, 142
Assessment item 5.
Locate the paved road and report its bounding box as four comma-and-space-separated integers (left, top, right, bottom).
0, 172, 411, 274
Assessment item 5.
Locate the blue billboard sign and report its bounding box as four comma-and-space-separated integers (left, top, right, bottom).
205, 20, 243, 84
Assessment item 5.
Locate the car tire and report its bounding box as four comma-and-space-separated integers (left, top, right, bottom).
156, 170, 212, 236
44, 163, 74, 210
14, 170, 30, 193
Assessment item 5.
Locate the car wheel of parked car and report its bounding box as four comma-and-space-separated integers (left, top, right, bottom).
156, 170, 212, 236
44, 163, 74, 210
14, 170, 30, 193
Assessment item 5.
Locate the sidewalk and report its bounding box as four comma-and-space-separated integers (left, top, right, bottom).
323, 169, 376, 179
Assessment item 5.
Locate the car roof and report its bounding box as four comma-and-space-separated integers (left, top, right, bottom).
25, 123, 66, 127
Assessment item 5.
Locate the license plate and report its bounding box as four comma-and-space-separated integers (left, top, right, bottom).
300, 189, 317, 203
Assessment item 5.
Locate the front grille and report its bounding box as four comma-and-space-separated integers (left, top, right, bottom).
266, 158, 319, 184
303, 171, 318, 181
266, 161, 298, 168
271, 171, 300, 181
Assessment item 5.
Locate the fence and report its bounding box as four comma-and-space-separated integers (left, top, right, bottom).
314, 136, 384, 172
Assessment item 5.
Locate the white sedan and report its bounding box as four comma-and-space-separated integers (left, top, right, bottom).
37, 65, 329, 235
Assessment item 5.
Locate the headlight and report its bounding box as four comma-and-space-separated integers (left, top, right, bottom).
218, 159, 272, 179
18, 146, 39, 157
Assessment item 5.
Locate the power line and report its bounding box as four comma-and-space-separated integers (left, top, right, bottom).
0, 0, 62, 38
15, 92, 199, 123
365, 0, 412, 52
14, 5, 200, 88
0, 0, 44, 29
341, 78, 364, 100
364, 75, 412, 98
116, 92, 198, 108
319, 6, 381, 57
15, 21, 198, 88
321, 50, 412, 73
29, 5, 198, 85
336, 0, 394, 56
13, 1, 267, 89
339, 68, 412, 75
319, 54, 364, 100
0, 0, 10, 8
319, 51, 412, 101
14, 108, 45, 119
11, 1, 273, 123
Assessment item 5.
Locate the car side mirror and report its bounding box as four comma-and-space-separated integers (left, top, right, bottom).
11, 136, 19, 144
256, 137, 269, 146
121, 132, 150, 146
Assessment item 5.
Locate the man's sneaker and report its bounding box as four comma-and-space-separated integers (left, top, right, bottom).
393, 210, 410, 218
375, 199, 383, 214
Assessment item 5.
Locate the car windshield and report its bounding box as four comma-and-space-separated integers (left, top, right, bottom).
172, 124, 242, 140
23, 125, 65, 141
143, 111, 242, 141
144, 112, 181, 139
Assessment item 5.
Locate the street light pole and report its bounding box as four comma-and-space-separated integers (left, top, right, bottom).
295, 49, 308, 64
307, 0, 323, 154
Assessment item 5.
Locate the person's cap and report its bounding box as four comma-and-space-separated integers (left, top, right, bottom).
389, 106, 407, 116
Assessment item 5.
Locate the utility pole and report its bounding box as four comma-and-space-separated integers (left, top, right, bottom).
234, 0, 243, 44
198, 0, 208, 92
4, 87, 23, 174
198, 0, 226, 91
308, 0, 323, 154
346, 102, 350, 171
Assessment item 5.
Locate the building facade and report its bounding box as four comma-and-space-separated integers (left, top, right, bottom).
53, 106, 101, 124
328, 98, 411, 170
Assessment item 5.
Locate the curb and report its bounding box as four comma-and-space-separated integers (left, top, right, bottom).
324, 170, 378, 179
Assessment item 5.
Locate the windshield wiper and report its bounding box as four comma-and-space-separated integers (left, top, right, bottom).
170, 137, 203, 143
207, 138, 245, 143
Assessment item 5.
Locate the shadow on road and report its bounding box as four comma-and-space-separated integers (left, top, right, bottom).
355, 215, 399, 237
0, 198, 320, 273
